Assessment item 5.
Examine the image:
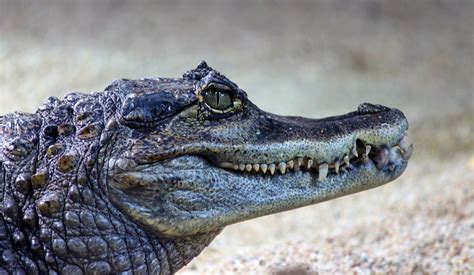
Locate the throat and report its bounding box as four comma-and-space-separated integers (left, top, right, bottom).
162, 229, 223, 273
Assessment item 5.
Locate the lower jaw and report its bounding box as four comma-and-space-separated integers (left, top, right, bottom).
223, 158, 409, 222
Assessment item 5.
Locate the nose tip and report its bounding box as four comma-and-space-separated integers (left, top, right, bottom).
357, 103, 391, 115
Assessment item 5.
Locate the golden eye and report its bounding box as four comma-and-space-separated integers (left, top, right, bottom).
203, 89, 233, 112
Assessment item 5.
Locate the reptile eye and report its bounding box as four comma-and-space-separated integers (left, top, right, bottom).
203, 89, 233, 112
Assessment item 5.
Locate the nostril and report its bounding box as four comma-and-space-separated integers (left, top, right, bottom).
357, 103, 391, 114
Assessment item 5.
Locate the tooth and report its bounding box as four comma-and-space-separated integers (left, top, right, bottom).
288, 160, 295, 170
261, 164, 268, 174
334, 161, 340, 174
297, 158, 304, 167
307, 159, 313, 170
239, 164, 246, 171
319, 163, 329, 181
253, 164, 260, 172
246, 164, 252, 172
362, 145, 371, 163
352, 146, 358, 158
278, 162, 287, 174
402, 144, 414, 160
268, 164, 276, 175
343, 155, 350, 167
377, 147, 389, 169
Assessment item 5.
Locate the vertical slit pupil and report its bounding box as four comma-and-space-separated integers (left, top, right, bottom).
216, 91, 221, 107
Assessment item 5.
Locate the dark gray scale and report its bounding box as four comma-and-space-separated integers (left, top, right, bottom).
118, 78, 197, 128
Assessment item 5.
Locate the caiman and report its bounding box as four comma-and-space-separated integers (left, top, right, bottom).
0, 62, 413, 274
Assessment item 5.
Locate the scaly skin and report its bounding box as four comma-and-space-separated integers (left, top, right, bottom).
0, 62, 412, 274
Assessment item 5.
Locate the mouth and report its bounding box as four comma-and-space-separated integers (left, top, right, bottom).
215, 136, 413, 181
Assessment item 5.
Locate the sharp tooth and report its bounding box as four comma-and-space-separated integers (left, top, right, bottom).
297, 158, 304, 167
239, 164, 246, 171
352, 146, 358, 158
362, 145, 371, 163
343, 155, 350, 166
334, 161, 340, 174
307, 159, 313, 170
278, 162, 287, 174
268, 164, 276, 175
253, 164, 260, 172
402, 144, 414, 160
261, 164, 268, 174
319, 163, 329, 182
288, 160, 295, 170
245, 164, 252, 172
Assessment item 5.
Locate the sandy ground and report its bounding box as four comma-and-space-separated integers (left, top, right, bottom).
1, 0, 473, 274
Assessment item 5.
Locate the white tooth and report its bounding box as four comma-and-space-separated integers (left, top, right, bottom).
278, 162, 287, 174
402, 144, 414, 160
334, 161, 340, 174
288, 160, 295, 170
261, 164, 268, 174
246, 164, 252, 172
297, 158, 304, 167
352, 147, 358, 157
378, 147, 390, 169
319, 163, 329, 182
253, 164, 260, 172
269, 164, 276, 175
344, 155, 350, 166
365, 145, 371, 155
307, 159, 313, 170
362, 145, 371, 163
239, 164, 246, 171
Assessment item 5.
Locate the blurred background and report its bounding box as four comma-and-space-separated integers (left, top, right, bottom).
1, 0, 473, 273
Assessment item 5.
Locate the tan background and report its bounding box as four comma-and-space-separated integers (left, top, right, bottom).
1, 0, 473, 273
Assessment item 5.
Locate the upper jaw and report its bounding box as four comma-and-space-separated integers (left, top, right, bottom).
205, 103, 411, 179
112, 103, 411, 179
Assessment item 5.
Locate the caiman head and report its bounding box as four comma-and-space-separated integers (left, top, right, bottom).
106, 61, 413, 237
